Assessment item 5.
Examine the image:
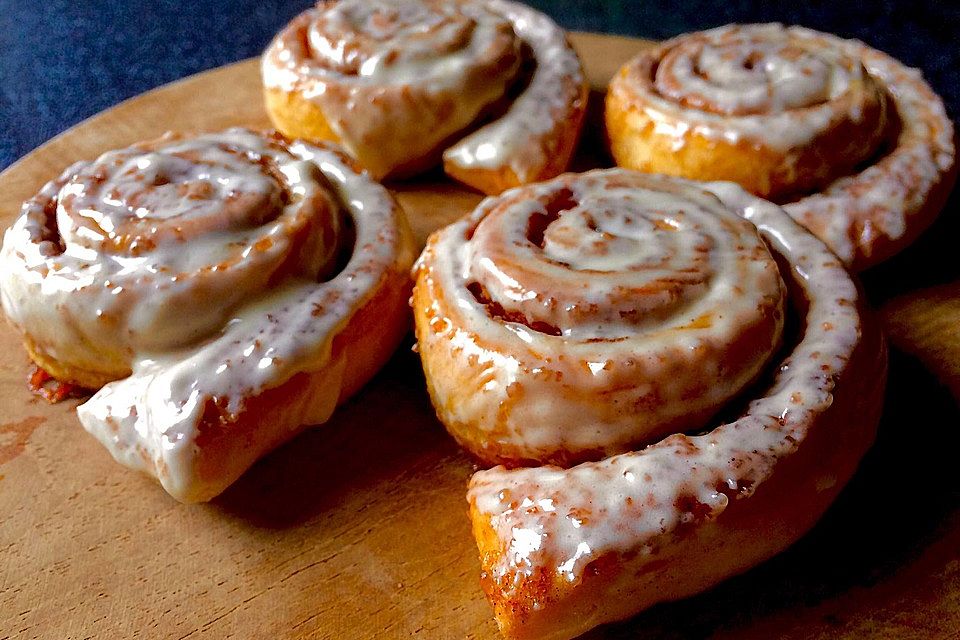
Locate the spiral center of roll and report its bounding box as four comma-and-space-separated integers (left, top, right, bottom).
463, 174, 781, 339
536, 188, 714, 274
655, 27, 856, 115
309, 0, 507, 77
56, 140, 289, 254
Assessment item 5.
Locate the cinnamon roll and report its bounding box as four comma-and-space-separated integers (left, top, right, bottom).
606, 24, 955, 270
0, 128, 416, 502
412, 169, 886, 638
261, 0, 588, 195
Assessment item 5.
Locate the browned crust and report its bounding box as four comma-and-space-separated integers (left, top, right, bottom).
412, 242, 783, 468
23, 335, 125, 390
14, 134, 417, 501
21, 245, 413, 503
412, 170, 788, 468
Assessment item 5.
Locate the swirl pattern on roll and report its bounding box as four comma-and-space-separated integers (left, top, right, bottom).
262, 0, 587, 194
413, 169, 886, 639
415, 170, 785, 465
606, 23, 955, 270
650, 24, 879, 124
0, 128, 415, 502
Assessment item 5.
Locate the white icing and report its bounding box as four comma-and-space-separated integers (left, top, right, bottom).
442, 0, 586, 180
784, 38, 956, 266
465, 175, 863, 593
618, 24, 878, 151
655, 26, 852, 116
416, 169, 786, 460
0, 129, 410, 502
262, 0, 585, 184
262, 0, 519, 177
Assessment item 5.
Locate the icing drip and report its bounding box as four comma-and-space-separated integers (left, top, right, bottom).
442, 0, 586, 180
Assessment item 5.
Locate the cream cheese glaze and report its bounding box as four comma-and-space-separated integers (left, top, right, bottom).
261, 0, 586, 187
459, 175, 883, 638
0, 128, 415, 502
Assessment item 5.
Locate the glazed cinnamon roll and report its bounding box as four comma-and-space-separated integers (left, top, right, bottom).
261, 0, 588, 195
0, 128, 416, 502
606, 24, 956, 270
412, 169, 886, 639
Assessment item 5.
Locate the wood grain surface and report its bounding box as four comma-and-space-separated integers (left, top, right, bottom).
2, 32, 960, 640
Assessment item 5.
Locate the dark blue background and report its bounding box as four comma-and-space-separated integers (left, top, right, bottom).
1, 0, 957, 171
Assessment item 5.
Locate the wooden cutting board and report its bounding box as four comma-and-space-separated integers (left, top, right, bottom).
2, 32, 960, 640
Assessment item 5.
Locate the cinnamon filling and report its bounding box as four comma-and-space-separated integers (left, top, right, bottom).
525, 187, 577, 249
466, 280, 562, 337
